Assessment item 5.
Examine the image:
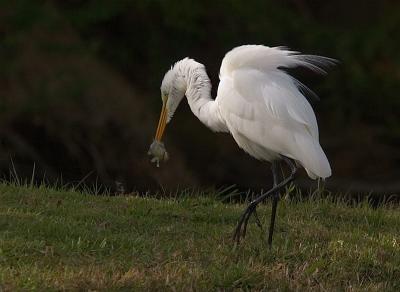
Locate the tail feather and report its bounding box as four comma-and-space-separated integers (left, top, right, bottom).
293, 133, 331, 179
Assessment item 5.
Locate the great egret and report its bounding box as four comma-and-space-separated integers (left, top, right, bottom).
150, 45, 334, 246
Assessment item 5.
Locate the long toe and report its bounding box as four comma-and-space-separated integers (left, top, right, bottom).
233, 202, 259, 243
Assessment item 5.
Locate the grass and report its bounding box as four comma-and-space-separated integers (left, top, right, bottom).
0, 182, 399, 290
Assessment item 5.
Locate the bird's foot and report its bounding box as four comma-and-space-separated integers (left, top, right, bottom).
233, 201, 259, 244
253, 209, 263, 231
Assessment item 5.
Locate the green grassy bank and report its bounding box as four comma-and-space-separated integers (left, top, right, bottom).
0, 183, 399, 290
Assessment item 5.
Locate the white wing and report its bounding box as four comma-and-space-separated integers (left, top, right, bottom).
216, 45, 333, 179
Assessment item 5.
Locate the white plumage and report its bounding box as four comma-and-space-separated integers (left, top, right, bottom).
153, 45, 335, 245
159, 45, 334, 179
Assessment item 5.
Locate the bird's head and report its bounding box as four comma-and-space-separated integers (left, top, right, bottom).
154, 60, 188, 141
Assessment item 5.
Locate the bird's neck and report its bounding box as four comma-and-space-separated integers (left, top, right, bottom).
178, 59, 227, 132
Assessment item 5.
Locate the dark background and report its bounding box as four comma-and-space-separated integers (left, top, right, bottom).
1, 0, 399, 195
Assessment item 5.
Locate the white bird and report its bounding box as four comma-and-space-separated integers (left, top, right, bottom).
153, 45, 335, 246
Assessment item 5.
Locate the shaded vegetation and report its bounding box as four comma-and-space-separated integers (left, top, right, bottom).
0, 0, 399, 192
0, 183, 399, 290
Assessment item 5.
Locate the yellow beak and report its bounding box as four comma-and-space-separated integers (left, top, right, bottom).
155, 98, 168, 141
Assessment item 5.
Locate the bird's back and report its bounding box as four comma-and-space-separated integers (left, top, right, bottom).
216, 45, 334, 179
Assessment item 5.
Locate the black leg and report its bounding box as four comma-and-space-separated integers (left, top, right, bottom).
267, 161, 281, 247
233, 156, 297, 244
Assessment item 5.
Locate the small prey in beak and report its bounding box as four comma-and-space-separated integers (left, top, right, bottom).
147, 140, 169, 167
148, 96, 169, 167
